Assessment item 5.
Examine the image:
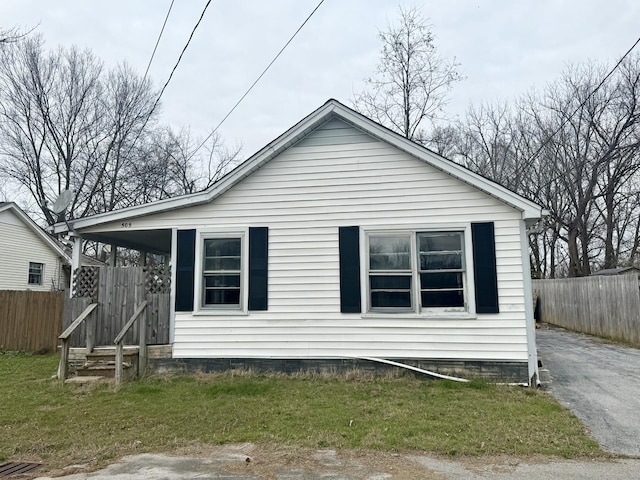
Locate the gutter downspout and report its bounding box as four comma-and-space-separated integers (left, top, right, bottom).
520, 219, 540, 386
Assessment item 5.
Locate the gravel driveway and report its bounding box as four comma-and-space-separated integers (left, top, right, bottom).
537, 325, 640, 456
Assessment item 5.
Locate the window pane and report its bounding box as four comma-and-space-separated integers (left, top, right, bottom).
370, 275, 412, 290
418, 233, 462, 252
421, 290, 464, 307
420, 253, 462, 270
204, 257, 241, 271
205, 274, 240, 288
205, 288, 240, 305
28, 262, 43, 285
204, 238, 241, 256
420, 272, 463, 289
369, 236, 411, 270
371, 291, 411, 308
202, 236, 242, 308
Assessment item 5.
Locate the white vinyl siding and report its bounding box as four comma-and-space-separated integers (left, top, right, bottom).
85, 118, 530, 361
0, 209, 67, 291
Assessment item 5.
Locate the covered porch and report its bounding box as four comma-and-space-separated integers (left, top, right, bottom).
59, 227, 176, 383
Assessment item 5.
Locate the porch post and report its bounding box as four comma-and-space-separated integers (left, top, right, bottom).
109, 245, 117, 267
169, 228, 177, 344
70, 236, 83, 298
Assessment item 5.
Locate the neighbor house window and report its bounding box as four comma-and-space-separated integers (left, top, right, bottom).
367, 231, 466, 312
202, 237, 242, 308
28, 262, 44, 285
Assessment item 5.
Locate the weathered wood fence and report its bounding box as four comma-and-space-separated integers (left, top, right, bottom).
0, 290, 64, 352
533, 275, 640, 347
63, 266, 170, 347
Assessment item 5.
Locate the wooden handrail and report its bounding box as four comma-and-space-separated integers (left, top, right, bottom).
114, 300, 148, 386
58, 303, 98, 381
59, 303, 98, 340
114, 301, 148, 344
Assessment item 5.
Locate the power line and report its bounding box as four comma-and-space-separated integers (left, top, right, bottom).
145, 0, 214, 129
142, 0, 175, 83
188, 0, 326, 162
123, 0, 213, 162
523, 35, 640, 184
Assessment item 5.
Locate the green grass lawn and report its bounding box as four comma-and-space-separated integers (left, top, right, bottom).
0, 352, 602, 472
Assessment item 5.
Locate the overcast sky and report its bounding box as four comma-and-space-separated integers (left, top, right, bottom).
2, 0, 639, 158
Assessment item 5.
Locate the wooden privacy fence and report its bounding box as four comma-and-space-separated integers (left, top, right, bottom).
0, 290, 64, 352
533, 275, 640, 347
63, 265, 170, 347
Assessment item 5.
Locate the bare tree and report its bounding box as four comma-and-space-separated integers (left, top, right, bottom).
0, 27, 29, 45
450, 55, 640, 278
0, 36, 240, 225
352, 5, 462, 142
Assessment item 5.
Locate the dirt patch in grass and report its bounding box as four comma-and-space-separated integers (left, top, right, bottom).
0, 353, 605, 476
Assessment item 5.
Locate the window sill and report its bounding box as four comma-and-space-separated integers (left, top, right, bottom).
191, 308, 249, 317
362, 311, 477, 320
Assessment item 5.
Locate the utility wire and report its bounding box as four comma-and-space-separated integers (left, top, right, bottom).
144, 0, 214, 130
188, 0, 326, 162
522, 35, 640, 188
142, 0, 175, 83
122, 0, 213, 162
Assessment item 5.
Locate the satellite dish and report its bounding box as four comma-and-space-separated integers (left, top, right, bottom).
52, 190, 73, 215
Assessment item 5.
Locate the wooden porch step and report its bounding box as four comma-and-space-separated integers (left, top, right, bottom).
76, 363, 137, 380
85, 349, 138, 365
75, 347, 139, 380
77, 364, 128, 378
64, 375, 109, 385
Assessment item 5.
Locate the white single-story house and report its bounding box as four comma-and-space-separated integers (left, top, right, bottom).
0, 202, 71, 291
53, 100, 546, 384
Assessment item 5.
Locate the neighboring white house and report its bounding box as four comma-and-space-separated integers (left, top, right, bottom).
53, 100, 546, 384
0, 202, 70, 291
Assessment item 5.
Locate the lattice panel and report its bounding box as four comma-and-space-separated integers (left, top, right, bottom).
144, 264, 171, 294
72, 266, 99, 299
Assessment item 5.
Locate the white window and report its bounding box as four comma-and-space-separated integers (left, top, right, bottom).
418, 232, 465, 308
202, 236, 243, 308
28, 262, 44, 285
367, 230, 468, 313
369, 235, 413, 310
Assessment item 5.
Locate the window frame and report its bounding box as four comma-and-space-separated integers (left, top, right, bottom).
363, 225, 476, 317
193, 229, 249, 315
417, 231, 466, 312
28, 262, 44, 286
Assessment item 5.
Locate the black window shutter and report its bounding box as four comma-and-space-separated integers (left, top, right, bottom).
248, 227, 268, 311
176, 229, 196, 312
471, 222, 499, 314
339, 226, 361, 313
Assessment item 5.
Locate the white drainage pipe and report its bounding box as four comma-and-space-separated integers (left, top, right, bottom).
355, 356, 469, 383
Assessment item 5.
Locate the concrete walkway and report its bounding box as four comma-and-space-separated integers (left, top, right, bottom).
537, 325, 640, 456
33, 448, 640, 480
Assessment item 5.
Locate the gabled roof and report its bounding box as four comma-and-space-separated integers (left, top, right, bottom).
53, 99, 546, 234
0, 202, 71, 263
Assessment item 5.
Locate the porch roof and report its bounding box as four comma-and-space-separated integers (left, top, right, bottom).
80, 228, 172, 255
